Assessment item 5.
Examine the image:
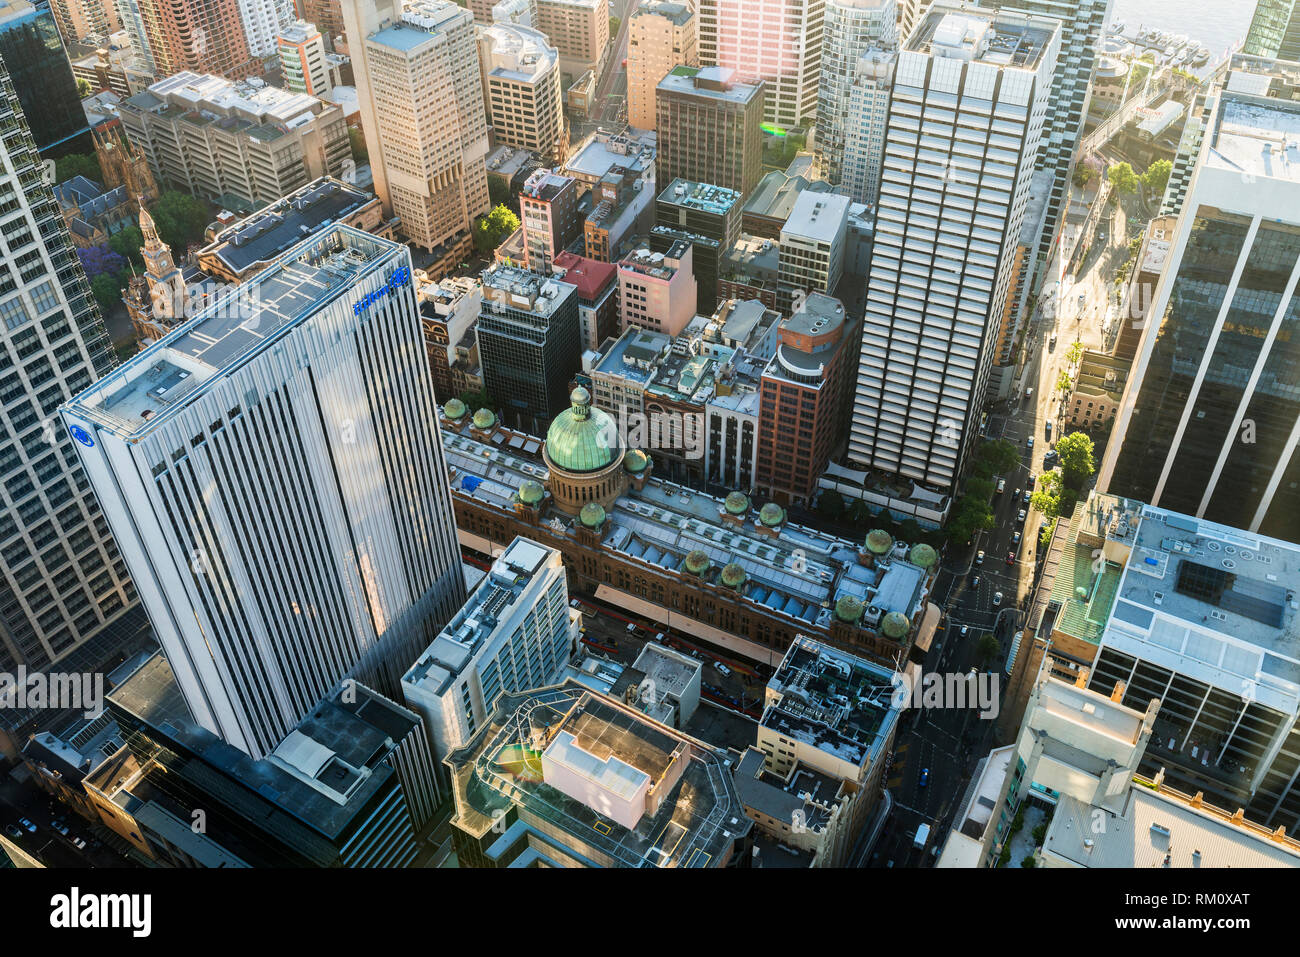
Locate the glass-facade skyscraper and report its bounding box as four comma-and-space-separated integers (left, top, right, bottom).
0, 54, 134, 674
1102, 57, 1300, 545
1245, 0, 1300, 64
0, 1, 89, 153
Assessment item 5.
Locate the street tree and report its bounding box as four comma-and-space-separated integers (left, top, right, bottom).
1107, 162, 1139, 194
1055, 431, 1096, 490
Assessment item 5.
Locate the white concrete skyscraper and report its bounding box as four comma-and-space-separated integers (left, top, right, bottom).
63, 225, 467, 758
813, 0, 897, 197
697, 0, 825, 129
342, 0, 490, 266
0, 55, 135, 674
847, 5, 1059, 495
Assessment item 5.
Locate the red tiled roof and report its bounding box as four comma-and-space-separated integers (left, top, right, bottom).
553, 250, 616, 298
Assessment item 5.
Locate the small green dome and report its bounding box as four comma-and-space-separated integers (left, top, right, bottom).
579, 502, 606, 528
882, 611, 910, 639
1076, 586, 1088, 600
835, 595, 864, 623
624, 448, 649, 473
865, 529, 893, 555
909, 543, 937, 569
724, 491, 751, 515
759, 502, 785, 527
517, 480, 544, 505
472, 408, 496, 430
720, 563, 747, 588
545, 387, 622, 474
444, 398, 467, 420
683, 549, 711, 575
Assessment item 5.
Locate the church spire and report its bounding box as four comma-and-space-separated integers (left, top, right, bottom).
138, 196, 162, 249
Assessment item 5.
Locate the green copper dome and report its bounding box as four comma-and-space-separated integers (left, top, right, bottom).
720, 563, 747, 588
579, 502, 606, 528
517, 480, 544, 505
624, 448, 649, 474
472, 408, 496, 430
865, 529, 893, 555
908, 543, 937, 569
882, 611, 910, 639
835, 595, 864, 623
683, 550, 711, 575
759, 502, 785, 527
443, 398, 467, 420
724, 491, 751, 515
545, 388, 622, 474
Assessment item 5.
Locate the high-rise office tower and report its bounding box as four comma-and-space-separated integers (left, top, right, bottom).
627, 0, 696, 132
302, 0, 345, 47
342, 0, 490, 261
0, 0, 90, 152
477, 22, 568, 163
847, 6, 1060, 495
134, 0, 260, 79
1100, 57, 1300, 545
814, 0, 897, 189
977, 0, 1113, 276
533, 0, 606, 84
656, 65, 765, 198
896, 0, 924, 39
0, 56, 133, 674
1245, 0, 1300, 63
62, 225, 468, 759
697, 0, 823, 129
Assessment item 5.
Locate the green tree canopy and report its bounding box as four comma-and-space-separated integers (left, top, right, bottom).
474, 203, 521, 253
457, 389, 495, 413
976, 633, 999, 664
90, 273, 122, 316
975, 438, 1020, 476
55, 152, 102, 184
1107, 162, 1139, 194
1142, 158, 1172, 196
150, 191, 211, 251
1072, 165, 1095, 188
347, 126, 368, 166
1065, 340, 1085, 366
1056, 431, 1096, 490
817, 489, 845, 520
1030, 470, 1064, 519
108, 225, 145, 268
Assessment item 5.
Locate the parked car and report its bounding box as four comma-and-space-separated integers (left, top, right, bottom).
996, 478, 1006, 494
993, 591, 1003, 606
569, 598, 581, 609
52, 820, 69, 837
714, 662, 732, 678
960, 625, 969, 637
1006, 552, 1017, 566
1023, 489, 1032, 505
919, 768, 930, 787
1018, 509, 1027, 523
17, 818, 35, 833
71, 837, 87, 850
4, 824, 21, 840
1045, 420, 1053, 438
1012, 531, 1021, 546
1027, 436, 1035, 450
1024, 387, 1034, 402
626, 622, 637, 633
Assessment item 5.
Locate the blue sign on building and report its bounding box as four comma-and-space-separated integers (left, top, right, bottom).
70, 424, 94, 448
353, 265, 411, 317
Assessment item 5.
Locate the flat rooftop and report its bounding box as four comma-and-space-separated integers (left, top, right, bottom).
593, 326, 671, 383
1208, 92, 1300, 185
657, 65, 762, 105
563, 129, 656, 182
1102, 504, 1300, 715
782, 190, 851, 244
1045, 785, 1300, 868
480, 23, 557, 82
659, 179, 740, 215
909, 6, 1057, 69
481, 263, 576, 318
762, 636, 900, 767
446, 684, 750, 867
65, 226, 398, 439
402, 538, 555, 697
633, 0, 692, 26
200, 178, 375, 276
370, 0, 467, 52
631, 642, 700, 702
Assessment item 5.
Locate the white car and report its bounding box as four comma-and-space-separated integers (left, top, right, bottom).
975, 550, 985, 566
1018, 509, 1027, 523
714, 662, 732, 677
960, 625, 969, 637
626, 622, 637, 634
993, 591, 1003, 606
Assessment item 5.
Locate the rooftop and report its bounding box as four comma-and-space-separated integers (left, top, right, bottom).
592, 326, 672, 384
762, 636, 901, 767
1102, 504, 1300, 716
1044, 782, 1300, 868
781, 190, 851, 244
743, 171, 839, 224
659, 179, 741, 215
1208, 88, 1300, 185
446, 683, 751, 867
481, 263, 576, 318
657, 65, 763, 105
552, 251, 617, 300
369, 0, 468, 52
563, 128, 656, 182
198, 178, 376, 277
442, 418, 931, 634
127, 71, 331, 131
620, 242, 691, 280
479, 23, 558, 82
65, 226, 399, 439
522, 169, 575, 202
632, 0, 692, 26
909, 6, 1057, 69
403, 538, 557, 697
